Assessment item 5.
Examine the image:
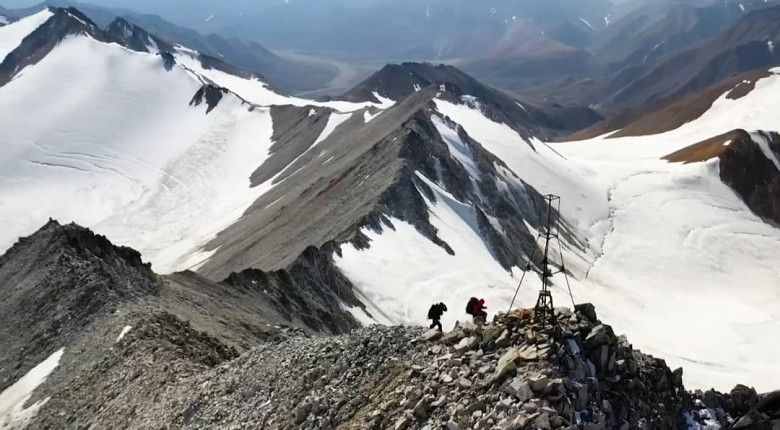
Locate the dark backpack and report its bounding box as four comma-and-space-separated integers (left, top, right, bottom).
427, 305, 436, 320
466, 297, 478, 315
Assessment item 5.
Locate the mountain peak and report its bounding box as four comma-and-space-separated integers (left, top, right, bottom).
105, 16, 174, 53
0, 6, 110, 86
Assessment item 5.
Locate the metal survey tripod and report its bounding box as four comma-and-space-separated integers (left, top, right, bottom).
507, 194, 575, 325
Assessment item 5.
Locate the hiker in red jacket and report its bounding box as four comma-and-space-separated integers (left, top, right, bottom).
466, 297, 488, 325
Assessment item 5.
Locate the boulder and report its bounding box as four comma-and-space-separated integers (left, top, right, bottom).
412, 397, 431, 419
507, 413, 538, 430
503, 377, 534, 403
584, 325, 614, 350
528, 374, 550, 392
442, 329, 465, 345
454, 337, 471, 354
460, 320, 479, 336
394, 415, 412, 430
495, 330, 510, 348
419, 328, 442, 342
495, 348, 520, 379
458, 377, 473, 389
533, 412, 552, 430
574, 303, 598, 323
733, 409, 767, 429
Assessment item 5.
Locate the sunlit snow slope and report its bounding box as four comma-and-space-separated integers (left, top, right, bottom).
0, 24, 385, 273
336, 69, 780, 392
0, 9, 52, 62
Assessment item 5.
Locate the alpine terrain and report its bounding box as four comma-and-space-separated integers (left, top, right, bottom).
0, 2, 779, 430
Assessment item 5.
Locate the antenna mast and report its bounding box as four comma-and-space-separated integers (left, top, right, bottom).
507, 194, 575, 325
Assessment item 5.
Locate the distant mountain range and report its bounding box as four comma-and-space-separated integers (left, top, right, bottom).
0, 0, 337, 94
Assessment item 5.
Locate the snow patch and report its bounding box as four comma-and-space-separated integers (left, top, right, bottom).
0, 348, 65, 429
313, 112, 351, 147
768, 40, 775, 53
460, 95, 482, 111
515, 101, 529, 114
116, 325, 133, 342
578, 17, 595, 30
205, 14, 215, 22
739, 3, 746, 12
370, 91, 395, 109
363, 110, 379, 123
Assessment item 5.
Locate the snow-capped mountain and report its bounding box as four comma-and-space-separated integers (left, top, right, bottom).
2, 6, 780, 428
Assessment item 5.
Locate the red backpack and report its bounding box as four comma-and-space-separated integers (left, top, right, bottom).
466, 297, 478, 315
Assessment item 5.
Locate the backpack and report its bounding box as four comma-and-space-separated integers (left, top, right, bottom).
466, 297, 478, 315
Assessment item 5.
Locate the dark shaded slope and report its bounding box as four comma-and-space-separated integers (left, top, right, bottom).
341, 62, 601, 138
0, 220, 160, 392
719, 131, 780, 226
563, 68, 773, 141
198, 87, 548, 292
104, 16, 174, 53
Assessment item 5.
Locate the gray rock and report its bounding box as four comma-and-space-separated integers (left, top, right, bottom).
533, 412, 552, 430
494, 348, 519, 379
495, 330, 510, 348
412, 397, 431, 419
394, 415, 412, 430
460, 321, 478, 336
420, 328, 442, 342
454, 337, 471, 354
503, 378, 534, 403
584, 325, 613, 349
458, 377, 473, 389
528, 374, 550, 392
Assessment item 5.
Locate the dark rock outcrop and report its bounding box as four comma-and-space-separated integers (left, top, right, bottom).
340, 62, 601, 139
104, 17, 174, 53
189, 84, 229, 114
719, 131, 780, 225
222, 243, 362, 335
0, 219, 160, 391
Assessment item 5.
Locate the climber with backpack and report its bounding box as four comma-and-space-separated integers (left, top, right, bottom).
466, 297, 488, 325
427, 302, 447, 331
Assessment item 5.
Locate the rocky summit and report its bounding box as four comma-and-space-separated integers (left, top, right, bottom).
34, 301, 746, 430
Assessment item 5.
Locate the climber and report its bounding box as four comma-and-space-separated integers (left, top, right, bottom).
466, 297, 488, 325
427, 302, 447, 331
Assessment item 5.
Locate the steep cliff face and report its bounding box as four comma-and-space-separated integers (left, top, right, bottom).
719, 131, 780, 226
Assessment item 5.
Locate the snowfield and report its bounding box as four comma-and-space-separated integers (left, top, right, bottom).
0, 34, 277, 273
338, 71, 780, 392
0, 29, 391, 274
